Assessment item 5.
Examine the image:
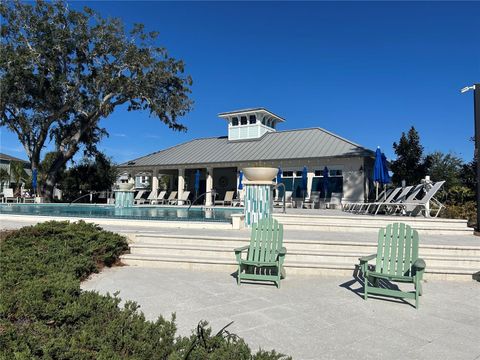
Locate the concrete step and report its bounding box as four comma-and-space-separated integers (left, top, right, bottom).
132, 234, 480, 257
129, 243, 480, 269
272, 214, 471, 235
120, 253, 477, 281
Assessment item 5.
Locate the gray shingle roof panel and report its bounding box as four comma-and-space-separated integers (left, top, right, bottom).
122, 128, 373, 167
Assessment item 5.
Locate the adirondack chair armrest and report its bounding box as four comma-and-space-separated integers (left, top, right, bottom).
412, 258, 426, 271
359, 254, 376, 263
234, 245, 249, 254
276, 247, 287, 256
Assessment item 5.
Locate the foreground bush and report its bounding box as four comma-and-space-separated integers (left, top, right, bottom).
0, 221, 290, 359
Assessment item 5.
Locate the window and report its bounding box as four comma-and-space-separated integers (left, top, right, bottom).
311, 168, 343, 198
249, 115, 256, 124
314, 169, 342, 177
296, 171, 303, 177
231, 117, 239, 126
282, 171, 294, 177
240, 116, 248, 125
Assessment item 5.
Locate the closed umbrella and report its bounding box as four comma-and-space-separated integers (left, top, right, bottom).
32, 169, 37, 195
322, 166, 329, 200
237, 170, 243, 190
301, 166, 308, 199
373, 147, 389, 200
194, 170, 200, 198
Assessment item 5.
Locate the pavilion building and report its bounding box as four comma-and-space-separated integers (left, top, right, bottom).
117, 108, 375, 205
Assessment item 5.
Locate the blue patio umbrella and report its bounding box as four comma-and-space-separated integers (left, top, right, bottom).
237, 170, 243, 190
373, 147, 389, 199
194, 169, 200, 197
32, 169, 37, 195
322, 166, 329, 200
301, 166, 308, 198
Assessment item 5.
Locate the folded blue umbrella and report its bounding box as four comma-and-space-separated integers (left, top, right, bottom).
194, 169, 200, 196
323, 166, 329, 199
32, 169, 37, 194
238, 170, 243, 190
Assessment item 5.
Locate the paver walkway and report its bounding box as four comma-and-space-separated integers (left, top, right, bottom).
82, 267, 480, 360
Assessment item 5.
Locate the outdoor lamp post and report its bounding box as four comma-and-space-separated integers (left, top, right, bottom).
461, 84, 480, 233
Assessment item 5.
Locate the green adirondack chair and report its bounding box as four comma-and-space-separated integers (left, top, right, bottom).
359, 223, 426, 309
234, 218, 286, 288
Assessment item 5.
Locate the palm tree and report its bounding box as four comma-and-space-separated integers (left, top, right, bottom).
9, 161, 29, 196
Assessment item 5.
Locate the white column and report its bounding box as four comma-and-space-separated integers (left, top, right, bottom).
178, 168, 185, 205
205, 167, 213, 206
151, 169, 159, 195
307, 171, 314, 199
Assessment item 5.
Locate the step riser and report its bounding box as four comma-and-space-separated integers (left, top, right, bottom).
133, 238, 480, 257
278, 224, 471, 235
121, 258, 475, 281
273, 215, 468, 227
128, 247, 480, 269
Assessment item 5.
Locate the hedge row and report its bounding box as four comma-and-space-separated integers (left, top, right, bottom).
0, 221, 290, 359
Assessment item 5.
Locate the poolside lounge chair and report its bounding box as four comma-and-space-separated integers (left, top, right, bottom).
133, 190, 146, 204
234, 217, 286, 288
400, 181, 446, 218
232, 190, 244, 207
343, 188, 392, 213
215, 191, 235, 206
166, 191, 178, 205
138, 190, 158, 205
328, 192, 343, 209
363, 187, 402, 214
302, 191, 320, 209
284, 191, 293, 208
171, 191, 190, 205
359, 223, 426, 309
2, 188, 18, 203
151, 190, 167, 205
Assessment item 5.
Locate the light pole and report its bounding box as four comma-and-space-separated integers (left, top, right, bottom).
461, 84, 480, 233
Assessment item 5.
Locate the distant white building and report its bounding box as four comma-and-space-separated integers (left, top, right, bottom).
0, 153, 31, 192
118, 108, 376, 205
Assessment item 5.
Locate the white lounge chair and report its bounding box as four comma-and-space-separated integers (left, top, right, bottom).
2, 188, 18, 203
400, 181, 446, 217
232, 190, 245, 207
384, 184, 424, 215
343, 188, 392, 212
141, 190, 159, 204
215, 191, 235, 206
166, 191, 178, 205
133, 190, 146, 204
363, 187, 402, 214
151, 190, 167, 205
172, 190, 190, 205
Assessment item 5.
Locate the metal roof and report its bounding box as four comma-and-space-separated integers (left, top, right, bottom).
121, 128, 374, 168
0, 152, 29, 163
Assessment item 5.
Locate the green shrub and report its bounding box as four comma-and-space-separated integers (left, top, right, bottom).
440, 201, 477, 228
0, 221, 290, 359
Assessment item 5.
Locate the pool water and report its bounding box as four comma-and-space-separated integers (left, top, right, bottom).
0, 204, 243, 222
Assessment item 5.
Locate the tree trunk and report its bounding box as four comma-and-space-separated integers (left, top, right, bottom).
44, 148, 76, 201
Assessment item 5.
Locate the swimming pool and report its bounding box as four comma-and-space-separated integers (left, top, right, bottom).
0, 204, 243, 223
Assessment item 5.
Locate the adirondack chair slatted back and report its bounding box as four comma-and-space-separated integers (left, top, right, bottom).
248, 218, 283, 263
375, 223, 419, 277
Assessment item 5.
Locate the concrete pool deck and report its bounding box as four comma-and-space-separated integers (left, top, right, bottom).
82, 266, 480, 360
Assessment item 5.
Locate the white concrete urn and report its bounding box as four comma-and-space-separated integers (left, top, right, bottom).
242, 167, 277, 183
118, 182, 134, 191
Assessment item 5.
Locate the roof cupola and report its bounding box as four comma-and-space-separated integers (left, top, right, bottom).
218, 108, 285, 141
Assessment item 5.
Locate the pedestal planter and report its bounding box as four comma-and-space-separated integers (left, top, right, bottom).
114, 190, 134, 208
242, 167, 277, 227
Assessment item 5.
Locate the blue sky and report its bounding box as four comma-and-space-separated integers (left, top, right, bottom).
1, 1, 479, 164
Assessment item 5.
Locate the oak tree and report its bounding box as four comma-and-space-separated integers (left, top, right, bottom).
0, 0, 192, 199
